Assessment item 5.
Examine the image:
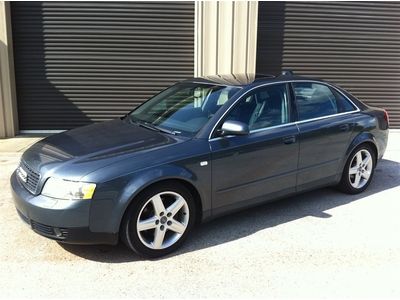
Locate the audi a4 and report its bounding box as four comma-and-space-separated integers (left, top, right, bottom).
11, 72, 389, 257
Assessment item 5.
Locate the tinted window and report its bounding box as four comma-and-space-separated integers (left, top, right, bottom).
331, 88, 357, 112
293, 82, 338, 121
293, 82, 356, 121
130, 83, 240, 136
225, 83, 290, 130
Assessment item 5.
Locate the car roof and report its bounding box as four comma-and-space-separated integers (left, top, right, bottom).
184, 72, 325, 87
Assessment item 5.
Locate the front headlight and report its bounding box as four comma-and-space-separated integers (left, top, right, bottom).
41, 177, 96, 200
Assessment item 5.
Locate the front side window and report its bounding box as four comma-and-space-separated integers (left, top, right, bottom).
293, 82, 356, 121
224, 83, 290, 131
129, 83, 240, 136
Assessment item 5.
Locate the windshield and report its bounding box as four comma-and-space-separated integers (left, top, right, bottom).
128, 82, 241, 136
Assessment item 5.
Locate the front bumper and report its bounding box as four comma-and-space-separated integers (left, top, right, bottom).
11, 171, 118, 245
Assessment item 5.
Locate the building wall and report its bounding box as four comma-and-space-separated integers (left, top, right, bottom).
257, 1, 400, 128
2, 1, 400, 137
195, 1, 258, 77
11, 1, 195, 130
0, 1, 18, 138
0, 1, 258, 135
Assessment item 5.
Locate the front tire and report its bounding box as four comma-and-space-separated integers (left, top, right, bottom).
337, 144, 376, 194
121, 181, 196, 258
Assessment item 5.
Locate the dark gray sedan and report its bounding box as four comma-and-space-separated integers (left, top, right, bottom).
11, 72, 389, 257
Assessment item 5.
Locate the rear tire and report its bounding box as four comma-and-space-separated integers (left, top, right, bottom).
337, 144, 376, 194
121, 181, 196, 258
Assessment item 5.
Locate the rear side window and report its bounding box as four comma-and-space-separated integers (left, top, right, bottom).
293, 82, 356, 121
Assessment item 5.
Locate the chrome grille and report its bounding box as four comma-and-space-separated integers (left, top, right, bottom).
19, 160, 40, 194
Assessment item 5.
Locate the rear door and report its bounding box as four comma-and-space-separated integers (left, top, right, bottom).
292, 82, 358, 191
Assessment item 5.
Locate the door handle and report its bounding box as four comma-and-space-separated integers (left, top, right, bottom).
339, 124, 350, 132
283, 135, 296, 144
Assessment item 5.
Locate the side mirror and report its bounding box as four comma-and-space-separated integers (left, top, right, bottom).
218, 120, 249, 136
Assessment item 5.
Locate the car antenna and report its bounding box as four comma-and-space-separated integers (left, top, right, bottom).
281, 70, 294, 76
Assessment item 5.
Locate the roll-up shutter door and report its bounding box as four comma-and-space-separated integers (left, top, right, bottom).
11, 1, 194, 130
257, 1, 400, 128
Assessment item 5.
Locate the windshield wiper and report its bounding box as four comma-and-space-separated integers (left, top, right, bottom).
150, 124, 180, 135
131, 118, 179, 135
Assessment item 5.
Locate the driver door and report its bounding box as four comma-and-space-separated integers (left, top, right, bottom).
209, 83, 299, 214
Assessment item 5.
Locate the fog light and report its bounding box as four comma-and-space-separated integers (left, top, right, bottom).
54, 227, 62, 237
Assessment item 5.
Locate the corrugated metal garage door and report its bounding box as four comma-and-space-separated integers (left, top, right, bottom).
257, 1, 400, 128
11, 1, 194, 130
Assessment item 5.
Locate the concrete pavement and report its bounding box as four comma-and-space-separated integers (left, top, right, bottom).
0, 136, 42, 153
0, 131, 399, 298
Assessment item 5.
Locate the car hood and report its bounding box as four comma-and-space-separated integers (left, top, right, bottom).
21, 119, 181, 181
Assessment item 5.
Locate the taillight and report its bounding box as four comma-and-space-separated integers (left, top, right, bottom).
384, 110, 389, 126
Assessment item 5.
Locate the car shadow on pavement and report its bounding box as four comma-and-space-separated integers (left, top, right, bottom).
59, 158, 400, 262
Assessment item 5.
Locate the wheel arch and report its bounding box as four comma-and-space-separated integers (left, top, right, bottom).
337, 133, 378, 194
117, 175, 204, 235
344, 132, 378, 169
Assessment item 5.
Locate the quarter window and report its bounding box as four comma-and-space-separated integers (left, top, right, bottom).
224, 83, 290, 131
293, 82, 356, 121
332, 88, 357, 112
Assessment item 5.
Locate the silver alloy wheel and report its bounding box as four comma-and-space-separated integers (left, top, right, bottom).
348, 149, 373, 189
136, 191, 189, 250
